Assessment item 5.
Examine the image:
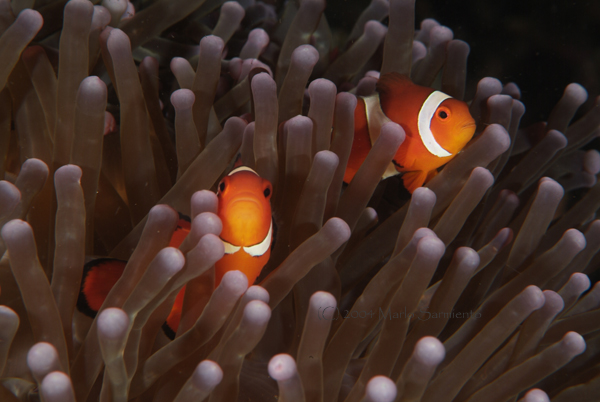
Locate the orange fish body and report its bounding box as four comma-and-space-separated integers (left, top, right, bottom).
345, 72, 476, 193
215, 166, 273, 285
79, 168, 273, 338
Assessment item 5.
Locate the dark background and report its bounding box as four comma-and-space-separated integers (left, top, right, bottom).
325, 0, 600, 126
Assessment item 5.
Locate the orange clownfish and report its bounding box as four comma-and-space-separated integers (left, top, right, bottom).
345, 72, 476, 193
77, 167, 273, 337
164, 166, 273, 335
215, 166, 273, 285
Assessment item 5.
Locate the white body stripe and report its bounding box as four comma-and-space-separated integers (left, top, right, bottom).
417, 91, 453, 158
220, 220, 273, 257
364, 95, 397, 177
228, 166, 259, 176
222, 241, 241, 254
243, 221, 272, 257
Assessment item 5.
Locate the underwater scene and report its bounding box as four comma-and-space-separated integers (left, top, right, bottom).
0, 0, 599, 401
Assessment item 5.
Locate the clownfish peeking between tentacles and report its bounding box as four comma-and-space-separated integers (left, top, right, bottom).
344, 72, 477, 193
77, 166, 273, 338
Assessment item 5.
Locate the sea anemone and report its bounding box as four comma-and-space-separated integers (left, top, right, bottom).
0, 0, 599, 401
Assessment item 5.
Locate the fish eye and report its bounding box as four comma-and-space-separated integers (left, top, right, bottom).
263, 187, 271, 198
437, 107, 451, 120
219, 182, 226, 192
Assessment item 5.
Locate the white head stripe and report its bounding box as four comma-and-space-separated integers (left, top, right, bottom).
417, 91, 453, 158
222, 240, 241, 254
243, 221, 273, 257
229, 166, 259, 176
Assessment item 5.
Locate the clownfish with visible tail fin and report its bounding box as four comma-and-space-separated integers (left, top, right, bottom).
344, 72, 477, 193
77, 167, 273, 338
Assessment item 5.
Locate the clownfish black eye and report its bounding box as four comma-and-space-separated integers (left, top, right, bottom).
263, 188, 271, 198
438, 110, 448, 119
219, 182, 226, 192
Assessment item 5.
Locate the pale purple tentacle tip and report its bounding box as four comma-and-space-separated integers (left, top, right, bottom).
191, 233, 225, 264
192, 360, 223, 391
248, 27, 269, 44
380, 121, 406, 148
220, 270, 250, 296
309, 291, 337, 319
247, 28, 269, 49
413, 336, 445, 367
243, 300, 271, 327
454, 247, 480, 272
541, 290, 564, 313
200, 35, 225, 55
583, 150, 600, 175
562, 228, 586, 252
416, 235, 446, 261
561, 331, 586, 355
323, 217, 352, 245
17, 9, 44, 32
364, 20, 387, 39
563, 82, 588, 104
55, 164, 83, 184
40, 371, 75, 402
411, 187, 437, 206
171, 89, 195, 109
1, 219, 30, 242
190, 190, 219, 216
268, 354, 297, 381
245, 286, 270, 304
291, 44, 320, 68
92, 5, 111, 29
20, 158, 50, 176
97, 308, 130, 340
191, 212, 222, 237
518, 389, 550, 402
502, 82, 521, 99
429, 25, 454, 46
309, 78, 336, 94
364, 376, 397, 402
154, 247, 186, 276
27, 342, 60, 378
567, 272, 591, 293
314, 150, 340, 169
470, 166, 495, 188
523, 285, 546, 311
78, 76, 108, 107
413, 227, 437, 240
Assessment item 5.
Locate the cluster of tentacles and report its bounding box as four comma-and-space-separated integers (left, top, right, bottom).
0, 0, 599, 401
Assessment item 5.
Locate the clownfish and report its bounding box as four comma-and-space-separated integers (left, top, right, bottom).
164, 166, 273, 334
77, 167, 273, 337
345, 72, 476, 193
214, 166, 273, 285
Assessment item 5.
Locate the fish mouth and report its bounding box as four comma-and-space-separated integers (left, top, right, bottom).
229, 194, 263, 207
462, 121, 477, 130
227, 194, 265, 217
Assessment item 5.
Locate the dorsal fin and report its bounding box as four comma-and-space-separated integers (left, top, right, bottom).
376, 72, 414, 102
